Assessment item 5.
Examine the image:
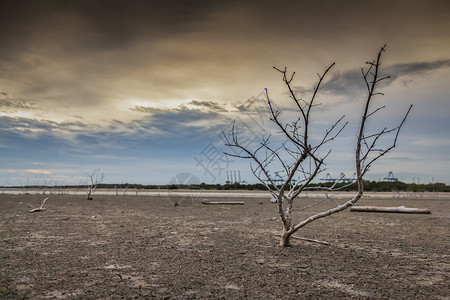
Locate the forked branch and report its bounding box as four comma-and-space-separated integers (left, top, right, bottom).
84, 168, 104, 200
28, 197, 48, 213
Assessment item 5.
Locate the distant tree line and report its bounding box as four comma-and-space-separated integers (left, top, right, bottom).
4, 181, 449, 192
307, 181, 450, 193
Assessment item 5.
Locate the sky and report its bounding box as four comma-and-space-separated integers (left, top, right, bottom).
1, 0, 449, 186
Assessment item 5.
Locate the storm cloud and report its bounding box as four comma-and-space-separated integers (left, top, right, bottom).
1, 0, 449, 184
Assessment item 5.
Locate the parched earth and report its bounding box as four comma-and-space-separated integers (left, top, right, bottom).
0, 192, 449, 299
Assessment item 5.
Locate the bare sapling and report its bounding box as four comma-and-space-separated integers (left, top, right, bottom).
84, 169, 104, 200
223, 45, 412, 246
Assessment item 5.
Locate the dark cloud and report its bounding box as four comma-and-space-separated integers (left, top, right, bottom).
320, 69, 367, 98
186, 100, 228, 112
3, 0, 447, 62
131, 100, 229, 114
294, 59, 450, 100
0, 93, 36, 110
0, 0, 224, 107
1, 0, 448, 110
0, 99, 35, 111
0, 116, 91, 136
0, 0, 216, 53
235, 93, 268, 113
0, 100, 227, 142
129, 104, 227, 136
131, 109, 226, 136
386, 59, 450, 81
1, 0, 449, 184
130, 106, 170, 114
0, 117, 49, 132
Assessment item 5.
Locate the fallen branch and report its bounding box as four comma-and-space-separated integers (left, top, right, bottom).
28, 197, 48, 213
274, 233, 329, 245
291, 235, 330, 245
350, 205, 430, 214
201, 199, 244, 205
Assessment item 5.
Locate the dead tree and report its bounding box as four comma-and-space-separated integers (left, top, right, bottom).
84, 169, 104, 200
223, 45, 412, 246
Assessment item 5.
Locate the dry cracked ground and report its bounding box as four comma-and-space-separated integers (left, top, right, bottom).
0, 193, 449, 299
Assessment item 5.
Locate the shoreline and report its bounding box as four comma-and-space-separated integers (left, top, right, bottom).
1, 188, 449, 199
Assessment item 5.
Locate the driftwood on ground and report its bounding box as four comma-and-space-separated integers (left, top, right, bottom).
28, 197, 48, 213
350, 205, 430, 214
274, 233, 330, 245
290, 235, 330, 245
201, 199, 244, 205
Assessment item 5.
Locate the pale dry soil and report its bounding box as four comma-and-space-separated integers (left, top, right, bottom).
0, 193, 449, 299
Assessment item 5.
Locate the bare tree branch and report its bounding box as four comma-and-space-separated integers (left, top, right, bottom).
84, 168, 104, 200
224, 45, 411, 247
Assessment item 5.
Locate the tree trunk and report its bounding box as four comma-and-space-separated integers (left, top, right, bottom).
279, 228, 292, 247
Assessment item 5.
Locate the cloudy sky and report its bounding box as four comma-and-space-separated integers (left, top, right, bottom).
1, 0, 449, 186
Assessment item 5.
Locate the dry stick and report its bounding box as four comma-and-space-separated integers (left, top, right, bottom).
290, 235, 330, 245
29, 197, 48, 213
201, 199, 245, 205
274, 233, 329, 245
